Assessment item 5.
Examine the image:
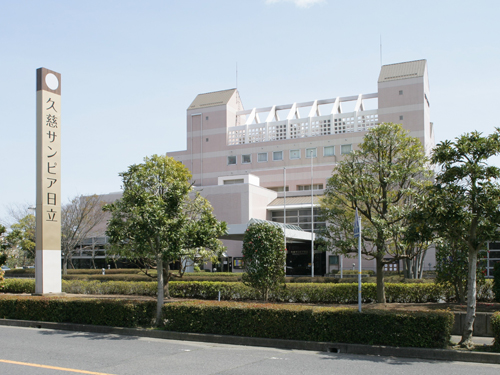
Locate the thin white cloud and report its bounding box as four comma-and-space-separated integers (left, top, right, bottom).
266, 0, 326, 9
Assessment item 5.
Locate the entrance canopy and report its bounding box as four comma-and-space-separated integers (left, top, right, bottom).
220, 218, 315, 243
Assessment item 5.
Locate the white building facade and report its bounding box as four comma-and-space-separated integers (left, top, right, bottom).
167, 59, 435, 275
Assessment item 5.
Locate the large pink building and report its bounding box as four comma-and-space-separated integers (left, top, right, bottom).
167, 59, 435, 275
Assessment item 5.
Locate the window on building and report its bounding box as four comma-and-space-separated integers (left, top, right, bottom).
340, 144, 352, 155
227, 156, 237, 165
289, 149, 300, 160
306, 148, 317, 158
384, 261, 399, 272
271, 208, 325, 233
297, 184, 323, 191
399, 115, 404, 121
268, 186, 289, 192
273, 151, 283, 161
399, 90, 403, 95
329, 255, 339, 266
223, 179, 244, 185
242, 154, 251, 164
258, 152, 268, 162
324, 146, 335, 156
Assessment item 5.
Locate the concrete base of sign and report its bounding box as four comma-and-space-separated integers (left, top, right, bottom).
35, 249, 62, 294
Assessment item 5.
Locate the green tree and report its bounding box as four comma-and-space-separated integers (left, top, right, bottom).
321, 123, 431, 302
5, 214, 36, 267
104, 154, 226, 325
434, 239, 485, 304
178, 193, 227, 274
425, 129, 500, 347
242, 222, 286, 301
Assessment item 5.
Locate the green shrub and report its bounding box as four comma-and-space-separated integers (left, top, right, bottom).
63, 274, 155, 282
3, 279, 483, 304
5, 268, 148, 277
0, 296, 155, 327
1, 279, 449, 303
4, 268, 35, 276
176, 275, 242, 282
169, 281, 258, 300
188, 270, 236, 278
276, 283, 363, 303
66, 269, 144, 275
477, 279, 495, 302
63, 272, 241, 283
62, 280, 157, 295
242, 222, 286, 301
492, 311, 500, 348
168, 282, 445, 303
438, 279, 495, 303
287, 277, 338, 284
340, 270, 375, 276
384, 283, 445, 303
3, 278, 35, 293
162, 301, 453, 348
493, 263, 500, 303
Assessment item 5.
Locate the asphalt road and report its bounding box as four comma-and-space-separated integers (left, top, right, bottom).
1, 326, 499, 375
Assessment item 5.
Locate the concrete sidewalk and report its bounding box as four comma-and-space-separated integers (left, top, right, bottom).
450, 335, 494, 346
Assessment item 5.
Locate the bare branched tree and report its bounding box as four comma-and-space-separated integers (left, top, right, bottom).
4, 203, 35, 226
61, 195, 107, 275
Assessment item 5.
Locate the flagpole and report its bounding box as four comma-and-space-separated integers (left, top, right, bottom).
283, 167, 287, 275
356, 208, 362, 312
311, 150, 314, 278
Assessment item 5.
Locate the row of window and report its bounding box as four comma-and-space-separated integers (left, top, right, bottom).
267, 184, 324, 192
227, 145, 352, 165
271, 208, 326, 233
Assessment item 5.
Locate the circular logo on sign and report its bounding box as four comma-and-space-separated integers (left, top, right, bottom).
45, 73, 59, 91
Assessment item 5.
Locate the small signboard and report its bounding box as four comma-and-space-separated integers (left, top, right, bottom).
233, 257, 244, 269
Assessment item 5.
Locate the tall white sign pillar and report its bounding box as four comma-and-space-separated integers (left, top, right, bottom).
35, 68, 62, 295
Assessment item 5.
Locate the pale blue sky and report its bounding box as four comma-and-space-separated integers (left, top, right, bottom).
1, 0, 499, 223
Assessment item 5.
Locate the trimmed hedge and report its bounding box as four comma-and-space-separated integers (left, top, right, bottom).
162, 301, 453, 348
492, 311, 500, 348
2, 279, 495, 304
168, 282, 446, 303
63, 280, 158, 295
2, 278, 34, 293
5, 269, 144, 275
63, 274, 155, 282
0, 295, 453, 348
331, 270, 375, 276
1, 279, 158, 295
66, 269, 144, 275
287, 277, 338, 283
62, 274, 243, 283
0, 296, 155, 327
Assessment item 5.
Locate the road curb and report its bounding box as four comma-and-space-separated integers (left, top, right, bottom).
0, 318, 498, 364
